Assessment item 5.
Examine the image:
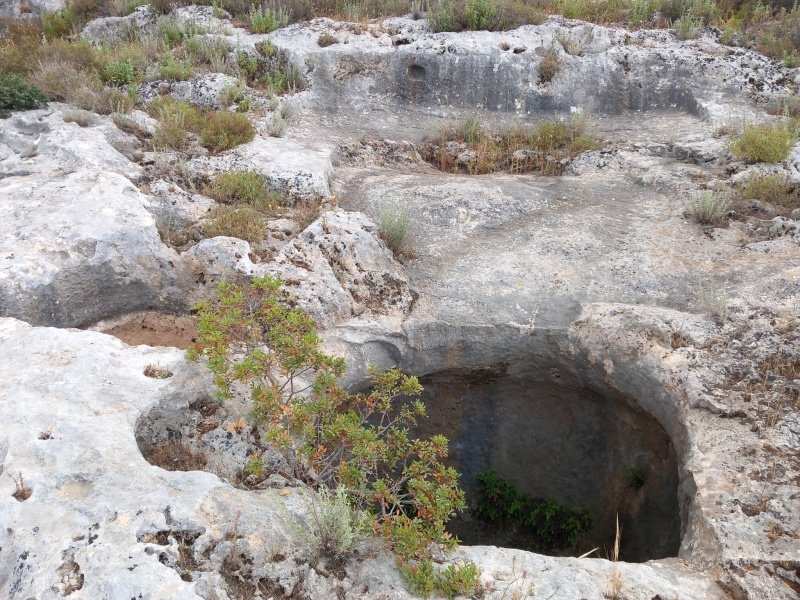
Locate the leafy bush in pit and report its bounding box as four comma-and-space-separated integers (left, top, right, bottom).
475, 469, 592, 550
200, 110, 255, 153
0, 74, 48, 118
189, 276, 467, 573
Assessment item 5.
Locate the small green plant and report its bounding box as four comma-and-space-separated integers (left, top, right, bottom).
218, 82, 246, 106
475, 470, 592, 550
729, 122, 798, 164
0, 74, 48, 118
378, 202, 412, 256
42, 5, 78, 39
683, 190, 731, 225
428, 0, 458, 32
432, 561, 482, 599
317, 33, 339, 47
538, 47, 562, 82
200, 111, 255, 153
103, 58, 137, 86
623, 467, 646, 489
250, 4, 287, 33
465, 0, 499, 30
154, 51, 194, 81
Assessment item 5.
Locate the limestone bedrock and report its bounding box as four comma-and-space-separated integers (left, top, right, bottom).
1, 8, 800, 600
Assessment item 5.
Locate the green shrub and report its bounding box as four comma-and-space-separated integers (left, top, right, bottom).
204, 170, 282, 211
673, 11, 704, 39
42, 5, 78, 39
730, 122, 798, 163
190, 277, 466, 568
204, 206, 267, 241
428, 0, 459, 32
250, 5, 287, 33
432, 562, 482, 600
200, 111, 255, 153
155, 52, 194, 81
306, 486, 373, 558
0, 74, 48, 118
623, 467, 647, 489
475, 470, 592, 550
683, 190, 731, 225
103, 58, 137, 86
466, 0, 500, 30
148, 96, 204, 131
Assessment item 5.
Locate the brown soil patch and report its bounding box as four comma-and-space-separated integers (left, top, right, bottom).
99, 313, 198, 349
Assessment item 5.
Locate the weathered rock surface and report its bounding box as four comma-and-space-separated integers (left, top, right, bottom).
184, 209, 413, 328
0, 107, 192, 327
80, 5, 157, 45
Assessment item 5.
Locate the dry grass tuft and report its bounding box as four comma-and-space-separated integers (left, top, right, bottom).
421, 114, 601, 176
11, 472, 32, 502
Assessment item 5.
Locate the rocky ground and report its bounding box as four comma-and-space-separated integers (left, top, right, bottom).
1, 6, 800, 600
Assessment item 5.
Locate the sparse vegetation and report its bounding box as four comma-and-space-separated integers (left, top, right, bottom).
698, 285, 729, 322
421, 114, 602, 176
189, 276, 469, 590
63, 109, 92, 126
475, 469, 592, 551
729, 121, 798, 164
684, 190, 731, 225
143, 438, 208, 471
538, 47, 562, 82
736, 172, 800, 211
144, 364, 174, 378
